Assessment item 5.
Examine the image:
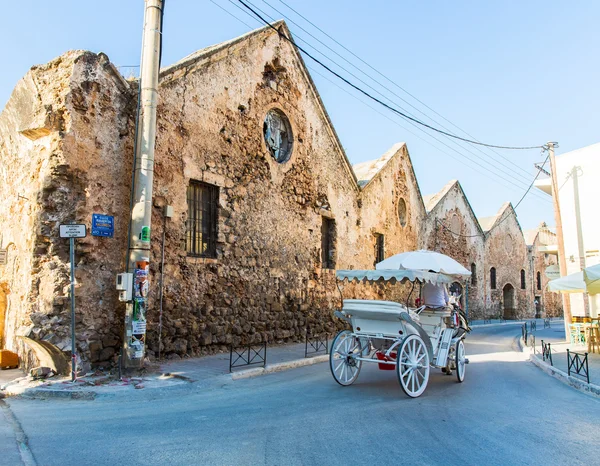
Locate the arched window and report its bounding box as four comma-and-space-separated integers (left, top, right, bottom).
536, 271, 541, 291
490, 267, 497, 290
471, 263, 477, 285
520, 269, 526, 289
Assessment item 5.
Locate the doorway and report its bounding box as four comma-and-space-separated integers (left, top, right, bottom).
503, 284, 515, 319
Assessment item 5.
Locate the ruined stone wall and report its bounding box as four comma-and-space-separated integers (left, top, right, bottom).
484, 206, 531, 319
420, 183, 486, 318
0, 51, 84, 361
0, 50, 135, 368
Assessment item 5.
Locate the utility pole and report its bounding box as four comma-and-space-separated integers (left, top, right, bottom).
571, 166, 590, 317
122, 0, 165, 370
547, 142, 572, 336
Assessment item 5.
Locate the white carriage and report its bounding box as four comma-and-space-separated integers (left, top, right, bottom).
330, 251, 471, 398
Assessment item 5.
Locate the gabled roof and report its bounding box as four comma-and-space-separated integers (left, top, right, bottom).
523, 229, 539, 246
478, 202, 522, 235
423, 179, 458, 214
158, 21, 359, 190
424, 179, 484, 237
353, 143, 405, 187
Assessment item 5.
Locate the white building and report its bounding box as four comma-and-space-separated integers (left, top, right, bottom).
535, 142, 600, 317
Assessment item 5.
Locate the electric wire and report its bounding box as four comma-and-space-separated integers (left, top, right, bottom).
436, 150, 552, 238
219, 0, 550, 203
234, 0, 550, 201
236, 0, 545, 151
307, 62, 550, 204
262, 0, 536, 184
211, 1, 554, 239
273, 0, 535, 179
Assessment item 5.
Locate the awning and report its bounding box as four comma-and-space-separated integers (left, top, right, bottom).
336, 269, 454, 284
547, 271, 586, 293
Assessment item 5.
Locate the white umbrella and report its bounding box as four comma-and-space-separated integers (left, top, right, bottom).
375, 249, 471, 278
547, 271, 586, 293
583, 264, 600, 295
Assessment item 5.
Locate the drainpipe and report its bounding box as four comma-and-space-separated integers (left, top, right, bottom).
122, 0, 165, 370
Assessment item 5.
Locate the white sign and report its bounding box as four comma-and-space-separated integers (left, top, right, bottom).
545, 264, 560, 280
59, 224, 87, 238
0, 249, 7, 265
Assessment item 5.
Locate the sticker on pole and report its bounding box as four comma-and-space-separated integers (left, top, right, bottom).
59, 224, 87, 238
91, 214, 114, 237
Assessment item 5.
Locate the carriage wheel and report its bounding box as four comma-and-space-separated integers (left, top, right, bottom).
396, 334, 430, 398
455, 339, 466, 383
330, 330, 363, 386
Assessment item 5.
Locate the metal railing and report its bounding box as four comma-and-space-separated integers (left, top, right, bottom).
522, 323, 528, 343
567, 349, 589, 384
530, 320, 537, 332
229, 342, 267, 372
541, 340, 553, 365
305, 330, 329, 358
483, 318, 492, 325
543, 318, 551, 329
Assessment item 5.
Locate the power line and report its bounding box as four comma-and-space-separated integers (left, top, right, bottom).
223, 0, 550, 203
236, 0, 545, 151
436, 150, 552, 238
239, 0, 549, 200
264, 0, 536, 183
205, 1, 552, 235
306, 62, 550, 204
273, 0, 536, 180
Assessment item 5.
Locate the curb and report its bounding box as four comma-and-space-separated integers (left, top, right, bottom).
529, 353, 600, 398
3, 387, 97, 401
1, 355, 330, 400
231, 354, 329, 380
471, 321, 526, 329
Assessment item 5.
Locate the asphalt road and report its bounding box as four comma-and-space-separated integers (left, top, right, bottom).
3, 325, 599, 466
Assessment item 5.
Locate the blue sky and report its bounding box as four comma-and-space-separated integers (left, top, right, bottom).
2, 1, 598, 230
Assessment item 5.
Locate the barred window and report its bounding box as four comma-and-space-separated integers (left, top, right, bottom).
186, 180, 218, 258
536, 271, 541, 291
471, 263, 477, 285
520, 269, 526, 289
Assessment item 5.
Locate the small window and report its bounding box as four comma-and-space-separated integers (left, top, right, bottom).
186, 180, 218, 258
321, 217, 336, 269
471, 263, 477, 285
263, 108, 293, 163
398, 198, 407, 227
375, 234, 385, 265
536, 271, 541, 291
490, 267, 497, 290
520, 269, 526, 289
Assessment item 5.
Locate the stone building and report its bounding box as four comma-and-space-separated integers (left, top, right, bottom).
0, 22, 560, 367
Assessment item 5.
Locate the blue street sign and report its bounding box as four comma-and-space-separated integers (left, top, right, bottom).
91, 214, 114, 237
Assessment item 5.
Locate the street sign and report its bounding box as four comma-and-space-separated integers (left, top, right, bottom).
92, 214, 114, 237
0, 249, 7, 265
545, 264, 560, 280
59, 224, 87, 238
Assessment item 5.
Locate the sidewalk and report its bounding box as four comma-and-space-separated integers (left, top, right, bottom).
525, 321, 600, 395
0, 318, 559, 400
0, 340, 329, 399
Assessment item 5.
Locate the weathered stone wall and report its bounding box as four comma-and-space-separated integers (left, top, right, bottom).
483, 205, 531, 319
0, 51, 135, 368
420, 182, 486, 318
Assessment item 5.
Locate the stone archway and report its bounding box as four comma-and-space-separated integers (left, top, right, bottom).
502, 283, 515, 320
